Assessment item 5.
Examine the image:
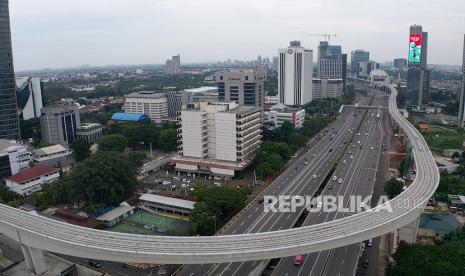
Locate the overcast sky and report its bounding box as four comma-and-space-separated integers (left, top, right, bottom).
9, 0, 465, 71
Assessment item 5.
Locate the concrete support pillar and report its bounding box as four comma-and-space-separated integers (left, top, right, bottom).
21, 245, 47, 275
398, 217, 420, 244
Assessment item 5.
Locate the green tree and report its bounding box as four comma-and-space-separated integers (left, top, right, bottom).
98, 134, 128, 152
188, 202, 216, 235
71, 151, 138, 205
384, 178, 404, 199
122, 125, 147, 148
158, 129, 177, 152
387, 228, 465, 276
72, 138, 90, 162
20, 118, 41, 140
276, 121, 295, 142
267, 154, 283, 171
0, 181, 21, 207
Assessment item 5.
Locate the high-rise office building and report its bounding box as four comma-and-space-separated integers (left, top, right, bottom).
315, 41, 346, 96
166, 54, 181, 74
0, 0, 20, 140
40, 106, 81, 148
272, 56, 279, 71
393, 58, 408, 69
16, 77, 44, 120
173, 101, 262, 177
351, 50, 370, 74
123, 91, 168, 123
278, 41, 313, 107
357, 61, 380, 78
215, 70, 266, 108
407, 25, 430, 107
458, 35, 465, 127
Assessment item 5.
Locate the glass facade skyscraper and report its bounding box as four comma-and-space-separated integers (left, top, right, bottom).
0, 0, 20, 139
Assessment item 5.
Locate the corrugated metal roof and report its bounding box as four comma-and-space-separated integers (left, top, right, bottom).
111, 113, 150, 122
96, 206, 135, 222
33, 144, 68, 157
6, 165, 60, 184
139, 194, 196, 210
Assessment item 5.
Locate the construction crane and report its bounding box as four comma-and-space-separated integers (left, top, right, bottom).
309, 34, 337, 45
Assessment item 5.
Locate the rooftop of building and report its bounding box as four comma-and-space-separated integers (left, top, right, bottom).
268, 103, 303, 113
182, 86, 217, 93
139, 193, 196, 210
96, 205, 135, 222
419, 213, 461, 237
77, 123, 103, 129
41, 106, 77, 114
5, 165, 60, 184
0, 139, 23, 152
111, 113, 150, 122
32, 144, 68, 157
125, 91, 166, 99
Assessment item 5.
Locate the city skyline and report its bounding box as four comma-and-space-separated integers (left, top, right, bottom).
9, 0, 465, 70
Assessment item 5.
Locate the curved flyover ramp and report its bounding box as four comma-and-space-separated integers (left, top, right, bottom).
0, 85, 439, 265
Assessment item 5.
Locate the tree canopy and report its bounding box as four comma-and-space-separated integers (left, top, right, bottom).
34, 151, 144, 210
387, 228, 465, 276
384, 178, 404, 199
72, 138, 90, 162
98, 134, 128, 152
189, 182, 251, 235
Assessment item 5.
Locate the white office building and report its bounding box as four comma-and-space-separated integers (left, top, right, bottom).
0, 140, 31, 179
278, 41, 313, 107
124, 91, 168, 123
173, 101, 262, 176
264, 103, 305, 129
5, 165, 60, 196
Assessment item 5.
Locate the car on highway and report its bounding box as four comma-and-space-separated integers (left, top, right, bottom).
362, 259, 369, 268
338, 178, 343, 184
258, 198, 264, 204
329, 148, 333, 152
350, 155, 354, 159
365, 132, 368, 136
328, 184, 334, 189
343, 160, 347, 164
370, 146, 374, 150
312, 174, 317, 179
304, 161, 308, 165
294, 255, 303, 266
357, 140, 361, 144
88, 260, 102, 268
333, 175, 337, 181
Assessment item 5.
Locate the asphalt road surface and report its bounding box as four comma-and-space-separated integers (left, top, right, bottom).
274, 94, 390, 276
180, 95, 375, 276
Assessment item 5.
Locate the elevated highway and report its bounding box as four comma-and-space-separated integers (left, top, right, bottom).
0, 84, 439, 275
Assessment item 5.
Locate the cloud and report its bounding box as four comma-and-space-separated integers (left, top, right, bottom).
8, 0, 465, 70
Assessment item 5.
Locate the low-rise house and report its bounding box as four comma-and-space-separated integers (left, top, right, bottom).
5, 165, 60, 196
76, 123, 103, 144
32, 144, 75, 172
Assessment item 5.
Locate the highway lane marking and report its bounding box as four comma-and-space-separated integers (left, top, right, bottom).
222, 122, 360, 276
212, 111, 362, 276
297, 104, 378, 275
